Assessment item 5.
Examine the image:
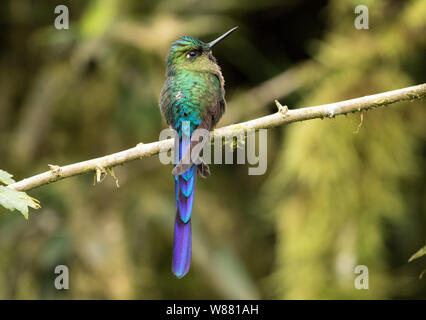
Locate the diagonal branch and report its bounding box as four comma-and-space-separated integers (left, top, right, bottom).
8, 83, 426, 192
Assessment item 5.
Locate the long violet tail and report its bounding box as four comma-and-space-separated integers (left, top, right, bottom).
172, 131, 196, 278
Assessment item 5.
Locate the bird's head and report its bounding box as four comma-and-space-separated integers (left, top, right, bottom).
165, 27, 238, 76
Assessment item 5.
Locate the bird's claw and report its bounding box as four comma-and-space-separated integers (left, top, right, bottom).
197, 162, 210, 178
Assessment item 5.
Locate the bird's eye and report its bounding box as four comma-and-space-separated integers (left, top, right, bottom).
187, 51, 198, 59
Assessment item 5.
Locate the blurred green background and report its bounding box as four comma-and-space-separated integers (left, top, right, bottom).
0, 0, 425, 299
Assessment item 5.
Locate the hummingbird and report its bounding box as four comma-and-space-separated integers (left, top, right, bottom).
159, 27, 238, 278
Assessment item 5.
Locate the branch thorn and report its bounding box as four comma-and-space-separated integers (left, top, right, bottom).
94, 165, 107, 185
48, 164, 62, 177
275, 100, 289, 116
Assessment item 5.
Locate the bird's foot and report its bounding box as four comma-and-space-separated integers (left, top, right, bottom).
172, 162, 192, 176
197, 162, 210, 178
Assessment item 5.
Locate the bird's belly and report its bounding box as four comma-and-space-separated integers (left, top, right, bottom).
172, 97, 204, 134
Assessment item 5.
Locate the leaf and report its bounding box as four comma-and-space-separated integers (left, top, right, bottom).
408, 245, 426, 262
0, 186, 40, 219
0, 169, 16, 185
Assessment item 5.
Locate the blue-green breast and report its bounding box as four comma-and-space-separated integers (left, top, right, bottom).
160, 70, 223, 135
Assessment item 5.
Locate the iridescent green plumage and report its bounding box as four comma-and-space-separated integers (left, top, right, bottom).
159, 27, 237, 278
160, 35, 227, 135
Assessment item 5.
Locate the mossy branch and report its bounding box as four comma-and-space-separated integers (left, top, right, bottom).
8, 83, 426, 192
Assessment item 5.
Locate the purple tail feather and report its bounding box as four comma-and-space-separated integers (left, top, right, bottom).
172, 131, 196, 278
172, 211, 192, 278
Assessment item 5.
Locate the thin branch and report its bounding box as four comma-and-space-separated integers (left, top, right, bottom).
8, 83, 426, 192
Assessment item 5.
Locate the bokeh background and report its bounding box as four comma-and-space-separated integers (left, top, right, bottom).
0, 0, 425, 299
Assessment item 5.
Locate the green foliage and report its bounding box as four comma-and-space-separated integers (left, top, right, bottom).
409, 245, 426, 262
260, 0, 426, 299
0, 186, 40, 219
0, 169, 16, 185
0, 170, 40, 219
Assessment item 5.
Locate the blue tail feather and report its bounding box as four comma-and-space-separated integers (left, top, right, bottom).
172, 132, 196, 278
178, 175, 195, 223
172, 212, 191, 278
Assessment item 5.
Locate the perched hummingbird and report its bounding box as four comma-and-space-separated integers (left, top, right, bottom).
160, 27, 238, 278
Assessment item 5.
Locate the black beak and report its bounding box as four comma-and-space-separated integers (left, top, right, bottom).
207, 26, 238, 49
